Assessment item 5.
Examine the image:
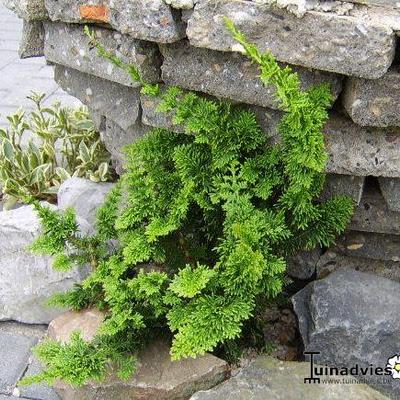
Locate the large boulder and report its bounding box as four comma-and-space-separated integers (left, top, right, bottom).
292, 269, 400, 398
48, 310, 229, 400
0, 204, 88, 324
58, 177, 115, 225
190, 356, 389, 400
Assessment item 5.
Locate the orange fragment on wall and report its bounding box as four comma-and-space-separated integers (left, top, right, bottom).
79, 5, 109, 23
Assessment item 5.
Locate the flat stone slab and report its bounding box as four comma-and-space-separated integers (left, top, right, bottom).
191, 356, 389, 400
324, 114, 400, 177
335, 230, 400, 261
45, 0, 186, 43
320, 174, 365, 205
349, 191, 400, 234
343, 67, 400, 127
160, 40, 342, 110
0, 332, 37, 394
44, 22, 161, 87
379, 177, 400, 212
187, 0, 396, 79
54, 65, 141, 131
18, 359, 61, 400
19, 20, 44, 58
48, 311, 229, 400
317, 251, 400, 282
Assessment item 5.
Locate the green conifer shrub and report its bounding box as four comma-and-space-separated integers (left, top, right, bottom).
22, 21, 354, 386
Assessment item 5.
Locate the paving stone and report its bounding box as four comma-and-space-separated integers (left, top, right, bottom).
0, 331, 37, 394
320, 174, 365, 205
44, 22, 161, 87
316, 251, 400, 282
19, 20, 44, 58
4, 0, 48, 20
160, 40, 342, 110
18, 359, 60, 400
379, 177, 400, 212
54, 65, 141, 130
187, 0, 396, 79
335, 230, 400, 261
343, 67, 400, 127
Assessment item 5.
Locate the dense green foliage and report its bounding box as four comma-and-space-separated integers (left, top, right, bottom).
0, 92, 112, 208
24, 22, 354, 386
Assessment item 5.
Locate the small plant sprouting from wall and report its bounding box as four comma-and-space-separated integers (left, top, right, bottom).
22, 21, 354, 386
0, 92, 113, 209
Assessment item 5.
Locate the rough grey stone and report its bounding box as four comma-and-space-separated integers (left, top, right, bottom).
320, 174, 365, 205
164, 0, 195, 9
18, 359, 60, 400
324, 114, 400, 177
19, 20, 44, 58
379, 177, 400, 212
44, 22, 161, 87
187, 0, 396, 79
292, 269, 400, 398
349, 190, 400, 234
49, 316, 228, 400
343, 67, 400, 127
335, 230, 400, 261
54, 65, 141, 131
346, 0, 399, 6
102, 118, 149, 174
0, 331, 37, 395
109, 0, 186, 43
287, 248, 322, 280
0, 204, 88, 324
58, 177, 114, 225
44, 0, 107, 23
160, 40, 342, 110
191, 355, 389, 400
141, 88, 185, 133
316, 251, 400, 282
4, 0, 47, 20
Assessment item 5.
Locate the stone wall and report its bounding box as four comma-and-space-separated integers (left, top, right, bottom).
7, 0, 400, 281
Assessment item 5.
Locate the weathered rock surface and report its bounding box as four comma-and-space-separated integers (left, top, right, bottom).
48, 312, 229, 400
164, 0, 195, 9
160, 40, 342, 110
379, 177, 400, 212
19, 20, 44, 58
109, 0, 186, 43
54, 65, 141, 131
5, 0, 47, 20
58, 177, 114, 225
0, 204, 88, 324
102, 118, 149, 173
191, 355, 389, 400
324, 114, 400, 177
316, 251, 400, 282
335, 230, 400, 261
45, 22, 161, 87
287, 248, 321, 280
349, 191, 400, 234
48, 309, 105, 343
320, 174, 365, 205
343, 67, 400, 127
187, 0, 396, 79
292, 269, 400, 398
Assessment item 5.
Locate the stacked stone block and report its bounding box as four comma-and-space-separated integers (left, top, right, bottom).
7, 0, 400, 280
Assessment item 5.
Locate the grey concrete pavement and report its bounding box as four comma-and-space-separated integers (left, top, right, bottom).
0, 0, 80, 127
